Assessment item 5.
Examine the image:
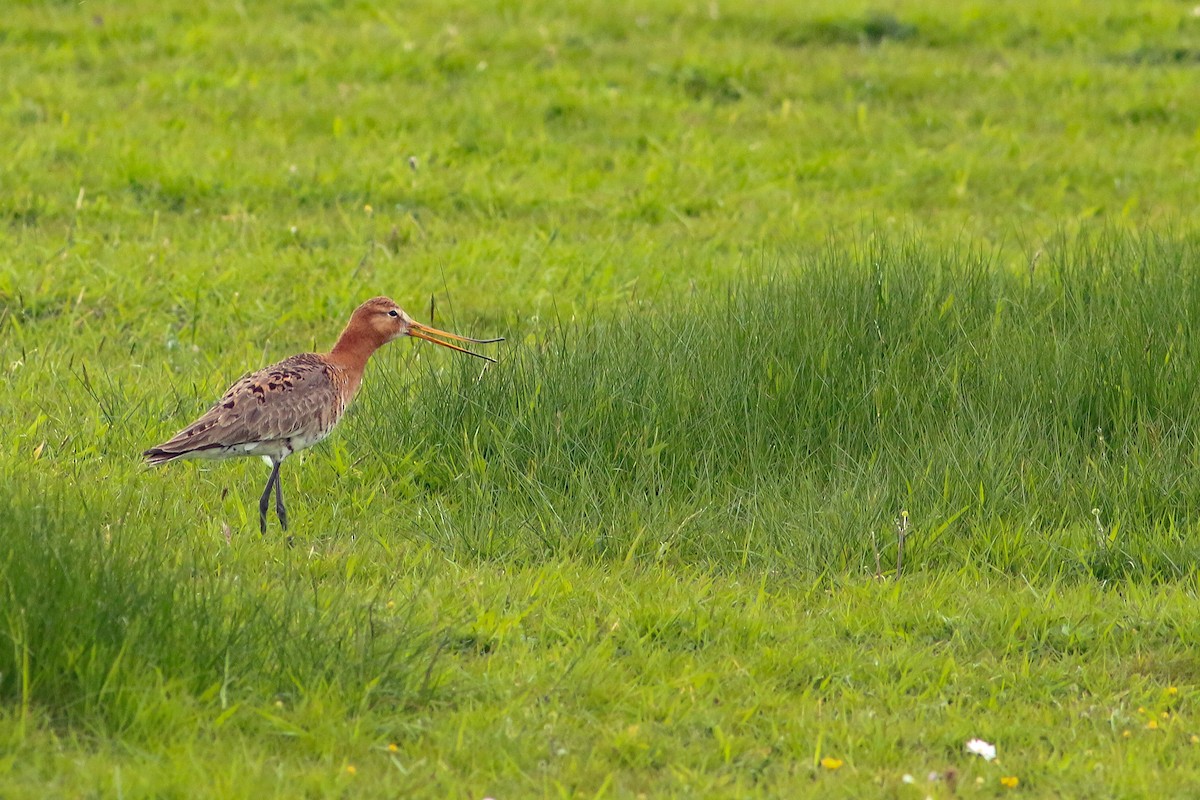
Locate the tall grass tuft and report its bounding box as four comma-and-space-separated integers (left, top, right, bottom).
364, 233, 1200, 578
0, 478, 439, 736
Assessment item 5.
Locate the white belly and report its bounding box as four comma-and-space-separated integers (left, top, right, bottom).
184, 431, 330, 462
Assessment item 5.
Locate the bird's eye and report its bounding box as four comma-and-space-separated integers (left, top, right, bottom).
388, 310, 399, 317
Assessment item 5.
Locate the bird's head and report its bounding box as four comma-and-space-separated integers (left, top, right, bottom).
351, 296, 502, 361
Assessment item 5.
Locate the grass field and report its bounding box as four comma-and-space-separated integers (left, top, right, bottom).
4, 0, 1200, 796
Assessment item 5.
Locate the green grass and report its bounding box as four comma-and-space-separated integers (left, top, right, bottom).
4, 0, 1200, 796
386, 234, 1200, 580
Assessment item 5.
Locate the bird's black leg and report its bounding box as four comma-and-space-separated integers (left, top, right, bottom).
274, 465, 288, 531
259, 460, 281, 534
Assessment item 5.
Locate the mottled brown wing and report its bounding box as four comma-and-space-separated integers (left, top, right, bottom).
145, 353, 343, 463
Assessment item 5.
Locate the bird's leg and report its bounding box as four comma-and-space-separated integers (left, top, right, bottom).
274, 465, 288, 531
259, 460, 281, 535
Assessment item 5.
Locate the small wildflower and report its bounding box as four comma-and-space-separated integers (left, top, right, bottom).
1190, 735, 1199, 744
1122, 730, 1131, 738
364, 204, 373, 215
965, 738, 997, 761
820, 757, 844, 770
387, 743, 399, 753
346, 765, 357, 775
386, 600, 395, 609
1000, 776, 1019, 789
1138, 707, 1145, 713
901, 774, 915, 784
1162, 712, 1170, 719
1146, 719, 1159, 730
1168, 687, 1179, 695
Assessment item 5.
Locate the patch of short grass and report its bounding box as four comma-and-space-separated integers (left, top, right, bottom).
3, 0, 1199, 324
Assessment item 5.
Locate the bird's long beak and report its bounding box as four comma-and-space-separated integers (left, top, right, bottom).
408, 322, 504, 363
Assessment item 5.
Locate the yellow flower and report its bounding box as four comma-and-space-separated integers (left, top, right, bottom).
387, 743, 399, 753
1168, 686, 1179, 695
1000, 776, 1019, 788
1122, 730, 1131, 738
1190, 735, 1199, 745
346, 765, 357, 775
820, 757, 844, 770
1146, 719, 1159, 730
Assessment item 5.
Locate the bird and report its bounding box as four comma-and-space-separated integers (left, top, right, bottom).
144, 296, 502, 534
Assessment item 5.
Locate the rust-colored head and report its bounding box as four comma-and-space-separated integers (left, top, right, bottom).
336, 296, 502, 362
348, 296, 415, 343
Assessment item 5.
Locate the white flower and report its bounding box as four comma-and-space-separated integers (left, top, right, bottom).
901, 774, 915, 784
965, 738, 997, 761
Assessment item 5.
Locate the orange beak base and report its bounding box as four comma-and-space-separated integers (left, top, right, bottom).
408, 322, 503, 362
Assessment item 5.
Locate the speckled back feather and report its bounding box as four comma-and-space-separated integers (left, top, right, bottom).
144, 353, 349, 464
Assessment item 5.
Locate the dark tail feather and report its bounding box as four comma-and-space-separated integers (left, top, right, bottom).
143, 447, 183, 466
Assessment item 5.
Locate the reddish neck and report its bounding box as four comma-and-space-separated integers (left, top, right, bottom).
327, 321, 388, 390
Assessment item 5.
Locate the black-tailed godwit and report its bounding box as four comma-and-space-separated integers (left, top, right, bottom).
144, 296, 501, 534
